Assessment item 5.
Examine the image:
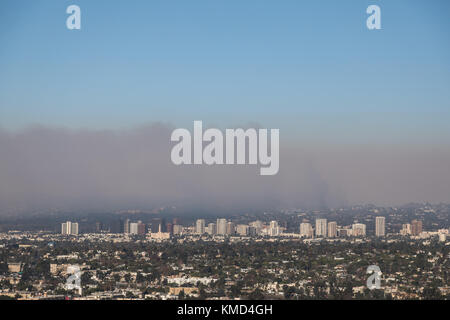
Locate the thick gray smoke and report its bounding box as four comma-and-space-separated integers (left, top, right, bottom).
0, 123, 449, 215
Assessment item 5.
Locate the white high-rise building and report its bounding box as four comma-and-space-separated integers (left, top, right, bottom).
71, 222, 78, 235
216, 219, 227, 235
315, 219, 327, 237
124, 219, 130, 234
300, 222, 313, 238
61, 221, 79, 235
129, 222, 138, 235
327, 221, 337, 238
196, 219, 206, 234
269, 221, 280, 236
61, 221, 70, 235
375, 216, 385, 237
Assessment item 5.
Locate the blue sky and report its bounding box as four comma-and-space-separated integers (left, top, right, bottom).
1, 0, 449, 144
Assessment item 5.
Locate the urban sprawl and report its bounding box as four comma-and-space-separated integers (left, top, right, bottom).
0, 204, 449, 300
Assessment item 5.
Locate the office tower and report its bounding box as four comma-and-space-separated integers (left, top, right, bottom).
411, 220, 423, 236
315, 219, 327, 237
196, 219, 206, 234
327, 221, 337, 238
352, 223, 366, 237
226, 221, 235, 235
61, 222, 69, 235
375, 216, 385, 237
236, 224, 249, 236
216, 219, 227, 235
95, 222, 102, 233
61, 221, 78, 235
206, 223, 216, 235
137, 221, 146, 235
124, 219, 130, 234
300, 222, 313, 238
269, 221, 280, 236
71, 222, 78, 235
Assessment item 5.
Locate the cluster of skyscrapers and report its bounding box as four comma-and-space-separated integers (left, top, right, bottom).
299, 217, 385, 238
193, 218, 278, 236
123, 219, 147, 235
192, 218, 388, 238
400, 219, 423, 236
61, 221, 79, 235
60, 216, 427, 239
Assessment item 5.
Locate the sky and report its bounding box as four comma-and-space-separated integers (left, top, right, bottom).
0, 1, 449, 212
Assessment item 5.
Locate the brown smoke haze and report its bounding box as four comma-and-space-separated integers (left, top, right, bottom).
0, 123, 449, 215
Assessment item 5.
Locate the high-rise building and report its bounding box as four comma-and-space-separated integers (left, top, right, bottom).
61, 221, 69, 235
216, 219, 227, 235
71, 222, 78, 235
137, 221, 146, 235
61, 221, 79, 235
352, 223, 366, 237
327, 221, 337, 238
124, 219, 130, 234
269, 221, 280, 236
300, 222, 313, 238
411, 220, 423, 236
375, 216, 385, 237
206, 223, 216, 235
315, 219, 327, 237
226, 221, 235, 235
196, 219, 206, 234
129, 222, 138, 235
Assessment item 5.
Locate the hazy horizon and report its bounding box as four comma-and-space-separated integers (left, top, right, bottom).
0, 122, 449, 215
1, 1, 449, 214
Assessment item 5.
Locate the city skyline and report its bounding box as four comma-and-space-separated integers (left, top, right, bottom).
0, 0, 449, 307
1, 202, 448, 301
